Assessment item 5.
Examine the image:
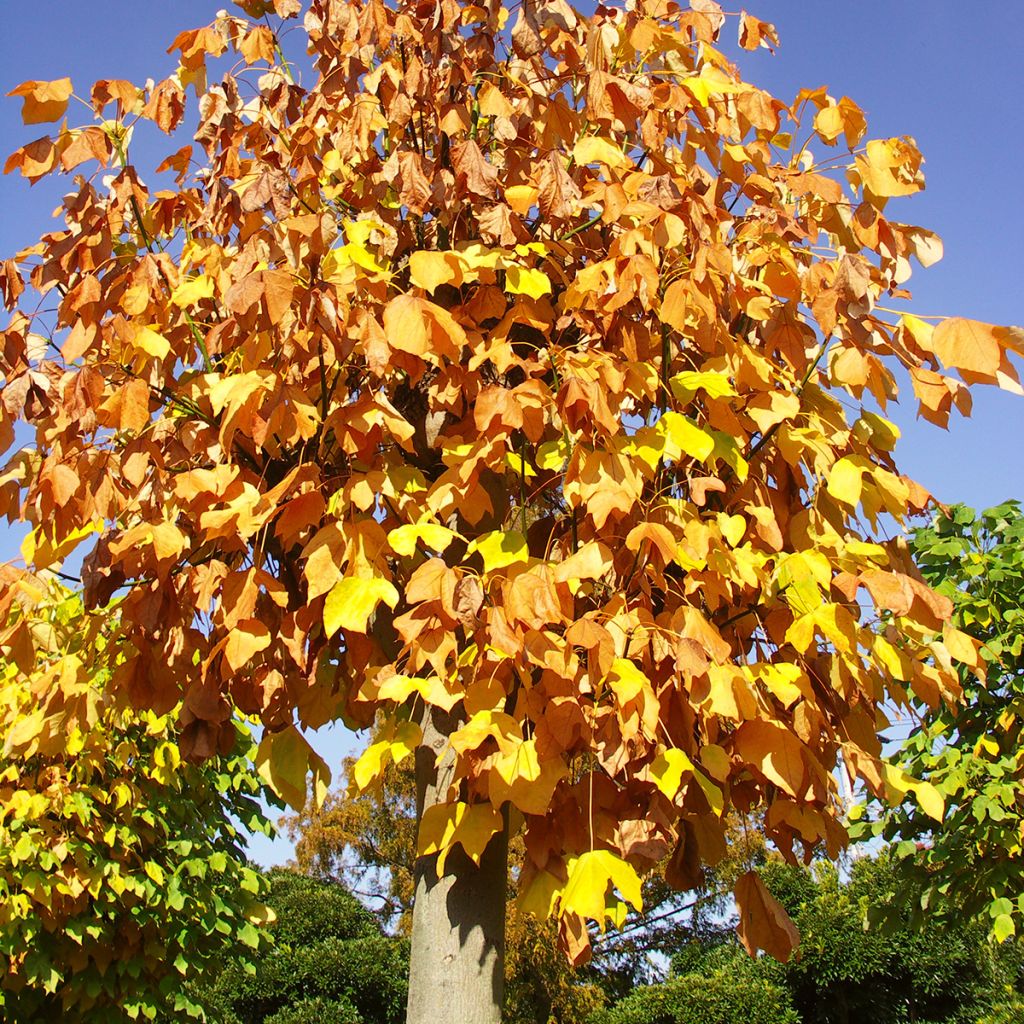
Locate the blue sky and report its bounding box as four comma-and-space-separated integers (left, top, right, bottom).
2, 2, 1022, 864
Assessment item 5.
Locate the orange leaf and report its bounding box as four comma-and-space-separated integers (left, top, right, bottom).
735, 870, 800, 962
8, 78, 73, 124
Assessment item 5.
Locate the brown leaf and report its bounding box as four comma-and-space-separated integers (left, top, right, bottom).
735, 870, 800, 962
535, 152, 581, 221
451, 140, 499, 200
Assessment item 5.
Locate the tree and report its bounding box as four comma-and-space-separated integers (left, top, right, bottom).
2, 1, 1022, 1021
0, 568, 274, 1023
288, 750, 607, 1023
197, 870, 409, 1024
854, 502, 1024, 943
655, 854, 1023, 1024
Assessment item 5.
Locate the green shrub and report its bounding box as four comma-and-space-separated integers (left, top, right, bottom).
588, 972, 798, 1024
199, 872, 408, 1024
264, 995, 362, 1024
263, 870, 379, 947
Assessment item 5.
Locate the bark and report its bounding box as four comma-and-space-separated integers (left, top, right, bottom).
406, 706, 508, 1024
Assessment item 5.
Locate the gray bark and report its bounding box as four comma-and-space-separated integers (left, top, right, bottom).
406, 707, 508, 1024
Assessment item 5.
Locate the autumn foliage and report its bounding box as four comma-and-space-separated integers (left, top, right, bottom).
2, 0, 1022, 969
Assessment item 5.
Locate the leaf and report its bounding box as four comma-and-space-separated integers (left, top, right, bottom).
323, 576, 400, 636
670, 371, 737, 400
930, 318, 1005, 379
606, 659, 650, 704
8, 78, 74, 124
388, 522, 456, 557
572, 136, 631, 172
551, 541, 613, 584
170, 274, 216, 307
883, 764, 945, 823
734, 721, 806, 797
133, 326, 171, 359
826, 456, 866, 507
993, 913, 1015, 943
417, 800, 503, 874
224, 620, 271, 673
505, 266, 552, 300
649, 748, 693, 799
255, 726, 330, 811
351, 720, 421, 790
735, 870, 800, 962
658, 412, 715, 462
855, 137, 924, 198
489, 739, 566, 814
467, 530, 529, 574
561, 850, 643, 926
409, 251, 463, 294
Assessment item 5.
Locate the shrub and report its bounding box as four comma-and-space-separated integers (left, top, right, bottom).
589, 972, 798, 1024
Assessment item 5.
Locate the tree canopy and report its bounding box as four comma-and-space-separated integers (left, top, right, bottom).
2, 0, 1022, 980
855, 501, 1024, 943
0, 569, 274, 1022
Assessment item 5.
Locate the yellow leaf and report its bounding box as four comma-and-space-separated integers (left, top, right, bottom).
734, 720, 806, 797
388, 522, 456, 557
649, 748, 693, 799
255, 726, 330, 811
334, 242, 390, 276
504, 184, 539, 215
467, 530, 529, 573
756, 664, 808, 709
170, 274, 215, 307
450, 710, 520, 756
572, 136, 631, 172
930, 318, 1011, 380
913, 780, 945, 822
683, 67, 746, 106
417, 800, 503, 875
323, 575, 400, 636
658, 412, 715, 462
606, 658, 649, 704
536, 437, 571, 470
518, 867, 562, 918
694, 770, 725, 816
717, 513, 746, 547
826, 456, 866, 507
699, 743, 731, 782
855, 136, 923, 198
207, 370, 272, 415
505, 265, 552, 300
489, 739, 566, 814
134, 326, 171, 359
352, 720, 422, 790
670, 371, 737, 400
561, 850, 643, 926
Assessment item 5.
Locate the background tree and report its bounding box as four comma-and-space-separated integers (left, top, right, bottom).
198, 869, 409, 1024
594, 853, 1023, 1024
0, 568, 274, 1023
853, 501, 1024, 942
2, 1, 1022, 1021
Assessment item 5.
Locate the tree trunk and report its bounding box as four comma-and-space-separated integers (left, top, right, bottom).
406, 706, 508, 1024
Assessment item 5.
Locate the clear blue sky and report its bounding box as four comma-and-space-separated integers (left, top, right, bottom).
2, 2, 1022, 864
